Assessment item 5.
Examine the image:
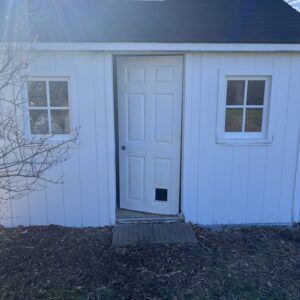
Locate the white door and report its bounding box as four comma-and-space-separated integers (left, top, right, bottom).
117, 56, 183, 215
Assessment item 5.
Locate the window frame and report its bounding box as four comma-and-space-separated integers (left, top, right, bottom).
24, 76, 73, 141
217, 69, 275, 145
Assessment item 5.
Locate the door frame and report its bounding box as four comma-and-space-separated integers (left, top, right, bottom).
112, 53, 186, 218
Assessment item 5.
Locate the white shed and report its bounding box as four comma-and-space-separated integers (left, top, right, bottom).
1, 0, 300, 227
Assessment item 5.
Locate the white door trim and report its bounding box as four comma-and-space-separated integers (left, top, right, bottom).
116, 55, 184, 215
104, 53, 117, 225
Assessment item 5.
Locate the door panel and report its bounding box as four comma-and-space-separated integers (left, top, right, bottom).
127, 94, 145, 141
117, 56, 183, 215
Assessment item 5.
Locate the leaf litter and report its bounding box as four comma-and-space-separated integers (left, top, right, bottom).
0, 224, 299, 299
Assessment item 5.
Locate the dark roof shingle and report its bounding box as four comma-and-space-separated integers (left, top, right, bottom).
1, 0, 300, 44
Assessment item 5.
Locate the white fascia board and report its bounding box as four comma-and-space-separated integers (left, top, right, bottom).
27, 42, 300, 52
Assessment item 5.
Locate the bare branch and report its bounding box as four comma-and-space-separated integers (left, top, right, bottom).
0, 18, 77, 219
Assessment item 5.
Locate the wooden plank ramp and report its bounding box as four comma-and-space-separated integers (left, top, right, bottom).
112, 223, 198, 246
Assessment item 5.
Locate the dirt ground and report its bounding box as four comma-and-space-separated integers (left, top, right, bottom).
0, 224, 299, 299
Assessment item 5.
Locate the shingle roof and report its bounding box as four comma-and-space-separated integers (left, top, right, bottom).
1, 0, 300, 44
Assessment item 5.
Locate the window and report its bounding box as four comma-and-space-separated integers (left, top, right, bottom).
27, 79, 70, 135
218, 75, 271, 143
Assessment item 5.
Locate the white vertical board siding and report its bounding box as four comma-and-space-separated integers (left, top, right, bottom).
183, 52, 300, 225
2, 50, 300, 227
1, 51, 115, 227
287, 54, 300, 223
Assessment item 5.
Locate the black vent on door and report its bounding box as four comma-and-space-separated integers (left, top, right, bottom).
155, 188, 168, 202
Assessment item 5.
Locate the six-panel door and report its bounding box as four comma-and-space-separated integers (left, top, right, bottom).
117, 56, 183, 215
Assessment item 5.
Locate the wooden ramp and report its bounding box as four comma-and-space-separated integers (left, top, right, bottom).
112, 223, 198, 246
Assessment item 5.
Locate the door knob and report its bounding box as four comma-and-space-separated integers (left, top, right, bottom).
121, 145, 126, 151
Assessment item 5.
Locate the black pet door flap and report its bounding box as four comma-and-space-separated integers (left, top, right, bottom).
155, 188, 168, 202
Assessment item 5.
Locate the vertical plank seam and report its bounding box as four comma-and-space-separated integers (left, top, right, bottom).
8, 88, 15, 226
245, 149, 251, 223
57, 54, 69, 226
72, 54, 83, 227
212, 55, 221, 225
9, 191, 13, 227
291, 53, 300, 222
261, 149, 268, 223
196, 53, 203, 223
60, 164, 66, 226
291, 118, 300, 222
228, 148, 234, 224
91, 53, 101, 226
277, 55, 292, 222
228, 54, 239, 224
26, 179, 32, 225
254, 54, 267, 223
104, 52, 112, 225
261, 54, 275, 222
44, 188, 49, 225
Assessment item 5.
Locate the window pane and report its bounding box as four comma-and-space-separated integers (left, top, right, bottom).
247, 80, 265, 105
49, 81, 69, 107
225, 108, 243, 132
245, 108, 263, 132
27, 81, 47, 107
226, 80, 245, 105
51, 109, 70, 134
29, 109, 49, 134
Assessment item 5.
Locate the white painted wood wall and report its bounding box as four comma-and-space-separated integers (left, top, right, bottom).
1, 51, 300, 227
1, 51, 116, 227
183, 52, 300, 225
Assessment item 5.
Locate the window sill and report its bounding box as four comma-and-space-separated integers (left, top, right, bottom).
216, 137, 273, 146
24, 134, 80, 148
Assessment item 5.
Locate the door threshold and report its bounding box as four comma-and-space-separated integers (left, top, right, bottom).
116, 209, 183, 224
117, 216, 182, 224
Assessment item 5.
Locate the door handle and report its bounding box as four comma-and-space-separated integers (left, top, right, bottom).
121, 145, 126, 151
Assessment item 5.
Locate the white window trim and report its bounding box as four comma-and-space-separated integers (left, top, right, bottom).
23, 75, 76, 143
216, 69, 277, 145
